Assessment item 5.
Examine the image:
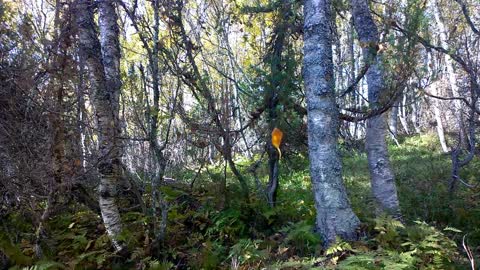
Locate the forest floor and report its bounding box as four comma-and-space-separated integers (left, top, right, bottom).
1, 134, 478, 269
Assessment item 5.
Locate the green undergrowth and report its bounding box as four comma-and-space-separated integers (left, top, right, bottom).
1, 134, 478, 269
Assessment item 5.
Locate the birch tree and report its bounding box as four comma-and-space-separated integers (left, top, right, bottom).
304, 0, 360, 246
75, 0, 126, 253
351, 0, 401, 217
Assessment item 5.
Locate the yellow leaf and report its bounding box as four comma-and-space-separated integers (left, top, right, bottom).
271, 128, 283, 159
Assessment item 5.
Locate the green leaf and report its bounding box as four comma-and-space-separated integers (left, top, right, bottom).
443, 227, 462, 233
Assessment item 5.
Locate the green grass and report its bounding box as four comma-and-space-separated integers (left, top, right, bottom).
181, 133, 477, 268
1, 134, 478, 269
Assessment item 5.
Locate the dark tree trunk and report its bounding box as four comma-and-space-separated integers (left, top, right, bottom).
265, 1, 292, 207
266, 155, 279, 207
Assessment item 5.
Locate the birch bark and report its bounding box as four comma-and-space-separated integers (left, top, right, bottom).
304, 0, 360, 246
351, 0, 401, 217
76, 0, 125, 253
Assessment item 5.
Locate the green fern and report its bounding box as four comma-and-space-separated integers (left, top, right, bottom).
228, 238, 267, 266
283, 221, 321, 254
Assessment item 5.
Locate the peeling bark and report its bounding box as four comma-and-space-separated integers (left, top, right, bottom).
75, 0, 126, 253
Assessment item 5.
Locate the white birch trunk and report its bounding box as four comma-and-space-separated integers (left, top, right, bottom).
75, 0, 125, 253
351, 0, 401, 217
304, 0, 360, 246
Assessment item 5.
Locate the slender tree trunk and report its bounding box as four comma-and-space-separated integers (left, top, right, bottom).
75, 0, 126, 253
266, 152, 279, 207
265, 1, 293, 207
166, 0, 250, 199
434, 105, 449, 152
148, 0, 169, 250
432, 0, 465, 145
51, 0, 67, 193
411, 101, 421, 134
428, 79, 450, 152
265, 23, 285, 207
36, 0, 70, 257
389, 101, 398, 138
431, 0, 477, 192
399, 94, 410, 134
351, 0, 401, 217
266, 101, 280, 208
121, 0, 169, 248
347, 17, 360, 140
304, 0, 360, 246
76, 53, 87, 172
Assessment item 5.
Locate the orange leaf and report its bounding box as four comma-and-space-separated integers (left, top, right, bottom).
271, 128, 283, 159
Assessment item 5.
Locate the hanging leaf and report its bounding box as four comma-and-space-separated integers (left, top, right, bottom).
271, 127, 283, 159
